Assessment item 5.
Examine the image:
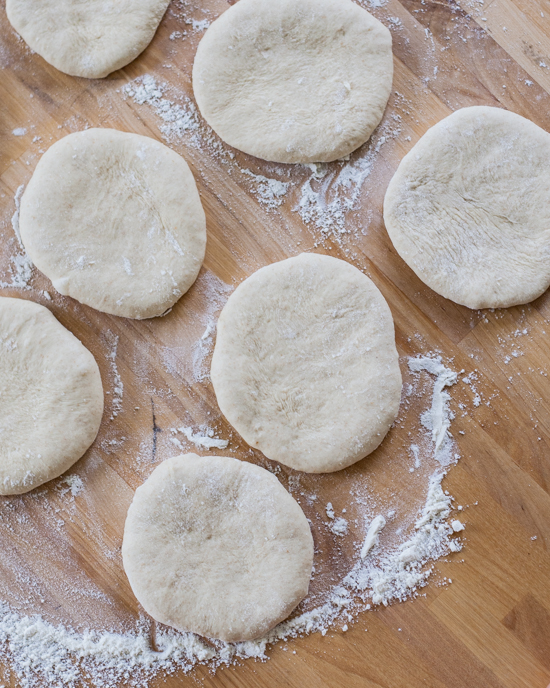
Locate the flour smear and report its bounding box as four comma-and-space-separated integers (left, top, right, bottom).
0, 354, 466, 688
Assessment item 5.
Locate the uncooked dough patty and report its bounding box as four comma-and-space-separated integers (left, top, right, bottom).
6, 0, 170, 78
192, 0, 393, 163
383, 106, 550, 309
0, 297, 104, 495
19, 129, 206, 319
211, 254, 402, 473
122, 454, 314, 642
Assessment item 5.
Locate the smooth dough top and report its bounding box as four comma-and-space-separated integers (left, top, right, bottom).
19, 129, 206, 319
383, 106, 550, 309
122, 454, 314, 642
0, 297, 104, 495
192, 0, 393, 163
211, 254, 402, 473
6, 0, 170, 78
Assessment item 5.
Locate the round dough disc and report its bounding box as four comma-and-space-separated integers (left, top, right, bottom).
0, 297, 104, 495
6, 0, 170, 79
122, 454, 314, 642
211, 254, 402, 473
192, 0, 393, 163
383, 106, 550, 309
19, 129, 206, 319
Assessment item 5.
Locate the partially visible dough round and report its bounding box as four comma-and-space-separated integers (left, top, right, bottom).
19, 129, 206, 319
6, 0, 170, 78
0, 297, 104, 495
383, 106, 550, 309
192, 0, 393, 163
122, 454, 314, 642
211, 254, 402, 473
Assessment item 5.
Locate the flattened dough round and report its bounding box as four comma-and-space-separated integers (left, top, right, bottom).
383, 106, 550, 309
19, 129, 206, 319
211, 254, 402, 473
6, 0, 170, 78
192, 0, 393, 163
0, 297, 104, 495
122, 454, 314, 642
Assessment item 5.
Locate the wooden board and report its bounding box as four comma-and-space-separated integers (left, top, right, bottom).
1, 0, 550, 686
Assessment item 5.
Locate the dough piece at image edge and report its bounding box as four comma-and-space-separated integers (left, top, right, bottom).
19, 128, 206, 319
383, 106, 550, 309
0, 297, 104, 495
122, 454, 314, 642
6, 0, 170, 79
211, 253, 402, 473
192, 0, 393, 163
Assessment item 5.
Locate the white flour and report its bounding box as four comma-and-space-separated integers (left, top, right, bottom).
190, 272, 233, 384
104, 332, 123, 420
296, 119, 400, 237
169, 426, 228, 451
58, 475, 84, 498
0, 355, 467, 687
408, 356, 459, 464
360, 515, 386, 559
0, 185, 34, 290
240, 168, 290, 210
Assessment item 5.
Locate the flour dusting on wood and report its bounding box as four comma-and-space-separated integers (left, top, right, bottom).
0, 355, 467, 687
0, 185, 34, 290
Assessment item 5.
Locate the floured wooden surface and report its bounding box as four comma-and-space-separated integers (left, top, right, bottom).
1, 0, 550, 686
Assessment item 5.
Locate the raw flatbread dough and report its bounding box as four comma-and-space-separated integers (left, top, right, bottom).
6, 0, 170, 78
0, 297, 103, 495
19, 129, 206, 319
383, 106, 550, 309
122, 454, 314, 642
192, 0, 393, 163
211, 254, 402, 473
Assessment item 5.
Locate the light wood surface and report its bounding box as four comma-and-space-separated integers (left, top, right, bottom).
1, 0, 550, 686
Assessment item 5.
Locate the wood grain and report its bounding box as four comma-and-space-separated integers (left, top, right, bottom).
1, 0, 550, 686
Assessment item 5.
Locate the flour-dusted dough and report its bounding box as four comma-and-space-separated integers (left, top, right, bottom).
211, 254, 402, 473
192, 0, 393, 164
122, 454, 314, 642
384, 106, 550, 309
6, 0, 170, 78
0, 297, 103, 495
19, 129, 206, 319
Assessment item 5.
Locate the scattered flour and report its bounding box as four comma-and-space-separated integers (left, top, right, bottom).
191, 272, 232, 384
325, 502, 349, 536
347, 471, 460, 606
123, 76, 200, 144
360, 515, 386, 559
0, 185, 34, 290
104, 332, 123, 420
122, 74, 399, 240
170, 426, 229, 451
451, 520, 465, 533
296, 119, 400, 237
187, 18, 210, 32
12, 128, 27, 136
329, 517, 349, 537
240, 168, 290, 210
409, 356, 459, 464
0, 355, 466, 686
58, 475, 84, 498
410, 443, 421, 470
